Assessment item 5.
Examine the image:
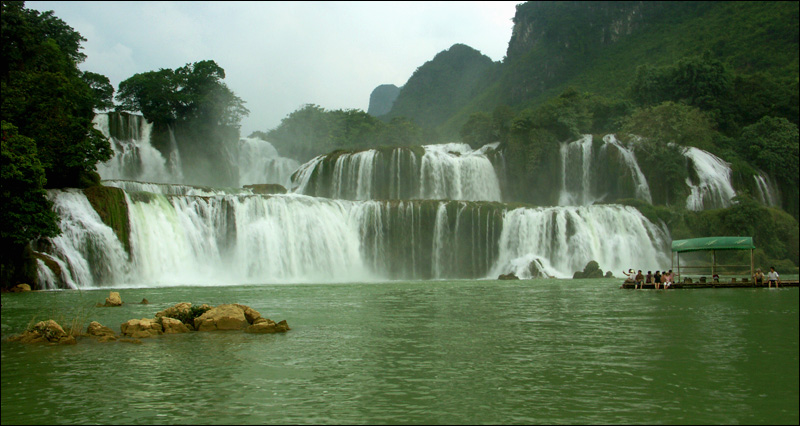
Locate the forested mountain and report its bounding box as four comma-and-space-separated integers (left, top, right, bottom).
367, 84, 401, 116
381, 44, 500, 131
374, 1, 798, 139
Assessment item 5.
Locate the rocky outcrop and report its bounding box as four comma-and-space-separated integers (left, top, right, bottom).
8, 320, 76, 345
120, 318, 164, 338
573, 260, 605, 279
498, 272, 520, 280
161, 317, 191, 334
243, 184, 287, 195
9, 283, 32, 292
194, 304, 249, 331
9, 302, 289, 345
87, 321, 117, 342
367, 84, 401, 116
104, 291, 123, 307
246, 319, 290, 334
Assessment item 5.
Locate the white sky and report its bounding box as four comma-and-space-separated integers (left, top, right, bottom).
27, 1, 523, 136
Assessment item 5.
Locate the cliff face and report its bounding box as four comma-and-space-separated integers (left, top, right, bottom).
505, 1, 650, 60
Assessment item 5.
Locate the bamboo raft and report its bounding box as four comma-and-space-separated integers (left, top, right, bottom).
621, 280, 799, 289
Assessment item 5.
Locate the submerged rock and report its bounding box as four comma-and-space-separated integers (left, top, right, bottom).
244, 184, 287, 195
87, 321, 117, 342
245, 319, 291, 334
498, 272, 520, 280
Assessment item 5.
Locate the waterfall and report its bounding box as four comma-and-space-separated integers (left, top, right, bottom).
491, 205, 670, 279
292, 143, 502, 201
419, 143, 503, 202
683, 147, 737, 210
602, 135, 652, 203
753, 172, 780, 207
44, 189, 131, 288
559, 135, 597, 205
94, 113, 181, 184
238, 137, 300, 189
36, 185, 670, 288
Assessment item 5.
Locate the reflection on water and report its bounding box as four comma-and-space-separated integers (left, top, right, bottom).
2, 280, 798, 425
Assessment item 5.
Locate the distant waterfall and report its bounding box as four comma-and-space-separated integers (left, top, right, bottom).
293, 143, 503, 201
602, 135, 652, 203
559, 135, 596, 205
94, 113, 182, 183
238, 137, 300, 189
36, 185, 670, 288
753, 172, 780, 207
683, 147, 737, 210
559, 135, 652, 206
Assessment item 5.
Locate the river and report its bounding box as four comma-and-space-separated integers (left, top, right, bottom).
1, 279, 798, 424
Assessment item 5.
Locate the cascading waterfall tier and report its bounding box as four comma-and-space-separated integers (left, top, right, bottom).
94, 113, 301, 189
683, 147, 737, 210
94, 112, 182, 183
559, 135, 652, 206
238, 137, 300, 189
293, 143, 503, 201
35, 184, 670, 288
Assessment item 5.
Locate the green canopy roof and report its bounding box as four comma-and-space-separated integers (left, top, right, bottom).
671, 237, 755, 253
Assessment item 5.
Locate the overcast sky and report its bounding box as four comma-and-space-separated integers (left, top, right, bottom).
27, 1, 523, 136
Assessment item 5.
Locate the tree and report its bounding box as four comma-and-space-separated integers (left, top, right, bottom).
737, 116, 799, 186
116, 60, 248, 129
460, 112, 496, 148
81, 71, 115, 111
737, 116, 800, 218
1, 121, 60, 248
1, 1, 112, 188
622, 101, 717, 151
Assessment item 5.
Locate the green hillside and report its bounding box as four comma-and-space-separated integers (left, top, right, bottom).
386, 1, 799, 139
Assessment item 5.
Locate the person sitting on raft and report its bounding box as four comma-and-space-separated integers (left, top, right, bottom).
635, 270, 644, 289
622, 269, 635, 284
753, 268, 765, 286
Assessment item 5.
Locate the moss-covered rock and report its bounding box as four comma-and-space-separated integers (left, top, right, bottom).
83, 185, 131, 255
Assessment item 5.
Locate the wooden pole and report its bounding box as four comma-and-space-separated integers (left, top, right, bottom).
750, 248, 754, 280
677, 252, 681, 282
712, 250, 716, 279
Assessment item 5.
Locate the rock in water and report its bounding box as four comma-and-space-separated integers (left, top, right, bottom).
104, 291, 122, 306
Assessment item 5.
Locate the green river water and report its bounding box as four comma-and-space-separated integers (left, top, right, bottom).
1, 279, 798, 425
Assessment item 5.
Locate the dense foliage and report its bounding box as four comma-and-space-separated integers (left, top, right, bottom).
384, 44, 499, 133
1, 1, 113, 189
1, 122, 59, 248
116, 60, 250, 187
116, 60, 248, 129
1, 1, 116, 286
258, 104, 426, 162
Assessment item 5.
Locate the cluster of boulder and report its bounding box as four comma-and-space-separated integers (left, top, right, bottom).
8, 293, 290, 345
572, 261, 614, 279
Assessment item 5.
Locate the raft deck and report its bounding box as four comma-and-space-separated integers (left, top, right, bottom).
621, 280, 799, 289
